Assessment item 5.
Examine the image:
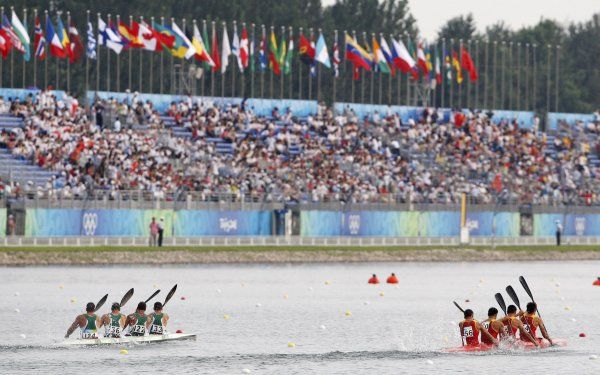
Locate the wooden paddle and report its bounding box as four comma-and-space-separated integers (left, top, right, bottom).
452, 301, 466, 346
162, 284, 178, 308
494, 293, 507, 315
519, 276, 541, 317
145, 289, 161, 304
120, 288, 135, 308
505, 285, 521, 310
93, 294, 108, 313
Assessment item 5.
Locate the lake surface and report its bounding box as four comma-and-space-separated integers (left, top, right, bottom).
1, 261, 599, 374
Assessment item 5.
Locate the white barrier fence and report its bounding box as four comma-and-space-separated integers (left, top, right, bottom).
1, 236, 600, 247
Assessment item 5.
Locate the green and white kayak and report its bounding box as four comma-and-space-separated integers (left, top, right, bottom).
57, 333, 196, 346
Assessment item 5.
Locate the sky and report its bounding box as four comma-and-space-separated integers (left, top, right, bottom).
324, 0, 599, 40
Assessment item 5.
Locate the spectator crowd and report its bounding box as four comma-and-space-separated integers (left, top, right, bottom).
0, 91, 598, 205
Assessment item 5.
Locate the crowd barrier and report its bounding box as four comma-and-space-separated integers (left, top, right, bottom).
87, 91, 318, 117
547, 112, 596, 131
7, 208, 600, 238
0, 88, 67, 101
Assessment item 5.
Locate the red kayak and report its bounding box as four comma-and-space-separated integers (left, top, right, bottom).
444, 338, 567, 353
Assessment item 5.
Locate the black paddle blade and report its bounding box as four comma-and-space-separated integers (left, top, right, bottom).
506, 285, 521, 310
453, 301, 465, 313
519, 276, 542, 317
120, 288, 135, 308
145, 289, 161, 304
94, 294, 109, 312
495, 293, 507, 315
519, 276, 535, 302
162, 284, 178, 307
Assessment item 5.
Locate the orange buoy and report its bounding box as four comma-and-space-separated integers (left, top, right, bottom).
579, 333, 586, 337
593, 278, 600, 286
368, 274, 380, 284
386, 273, 399, 284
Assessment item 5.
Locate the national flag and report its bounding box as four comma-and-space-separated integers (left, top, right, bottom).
2, 15, 24, 53
11, 10, 30, 61
68, 20, 84, 63
314, 32, 330, 68
461, 46, 478, 81
372, 36, 389, 73
118, 20, 142, 48
345, 33, 372, 71
391, 38, 416, 77
268, 29, 280, 75
231, 26, 242, 71
379, 36, 395, 75
98, 16, 124, 54
86, 21, 96, 59
406, 37, 420, 79
138, 21, 158, 51
202, 22, 211, 69
192, 23, 214, 66
277, 32, 286, 72
46, 15, 67, 58
258, 32, 267, 71
56, 15, 72, 60
435, 48, 442, 85
283, 32, 293, 74
240, 26, 249, 69
310, 34, 317, 76
151, 21, 175, 52
221, 24, 231, 74
332, 38, 340, 77
298, 34, 314, 65
417, 43, 428, 74
210, 26, 220, 73
0, 29, 11, 58
249, 29, 255, 72
452, 51, 463, 84
171, 21, 196, 59
444, 50, 452, 84
154, 23, 185, 57
34, 16, 47, 61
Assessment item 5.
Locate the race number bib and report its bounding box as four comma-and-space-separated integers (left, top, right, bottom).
81, 331, 98, 339
105, 326, 121, 337
463, 326, 474, 338
131, 325, 146, 335
523, 324, 531, 333
149, 325, 164, 334
482, 322, 490, 330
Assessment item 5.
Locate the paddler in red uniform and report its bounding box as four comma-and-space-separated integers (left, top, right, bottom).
501, 305, 538, 347
481, 307, 507, 345
520, 302, 553, 346
459, 309, 498, 347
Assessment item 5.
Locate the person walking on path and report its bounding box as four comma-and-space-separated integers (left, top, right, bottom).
149, 217, 158, 247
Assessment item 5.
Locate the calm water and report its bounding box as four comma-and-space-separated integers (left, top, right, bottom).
1, 261, 599, 374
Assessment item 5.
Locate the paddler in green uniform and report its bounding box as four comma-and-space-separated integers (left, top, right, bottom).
65, 302, 103, 339
101, 302, 126, 338
147, 302, 170, 335
124, 301, 148, 336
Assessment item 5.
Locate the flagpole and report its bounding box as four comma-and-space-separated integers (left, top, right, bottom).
333, 29, 338, 105
467, 39, 472, 108
507, 41, 513, 110
342, 29, 347, 104
475, 39, 480, 109
374, 33, 382, 104
483, 39, 488, 109
127, 15, 132, 91
532, 43, 537, 113
280, 26, 285, 99
441, 38, 445, 108
525, 43, 530, 111
555, 44, 559, 111
515, 42, 520, 111
84, 10, 89, 97
500, 40, 506, 109
170, 18, 176, 95
22, 8, 28, 89
457, 39, 463, 109
115, 14, 121, 92
308, 27, 313, 101
242, 22, 247, 98
211, 21, 216, 97
33, 8, 38, 88
160, 17, 165, 94
106, 14, 112, 92
0, 7, 3, 89
545, 44, 550, 115
9, 7, 14, 89
66, 11, 71, 93
250, 22, 255, 99
95, 13, 100, 93
405, 33, 411, 106
351, 30, 356, 103
202, 19, 208, 97
360, 31, 366, 104
232, 21, 237, 98
182, 18, 187, 96
146, 17, 154, 93
288, 26, 293, 99
298, 27, 303, 100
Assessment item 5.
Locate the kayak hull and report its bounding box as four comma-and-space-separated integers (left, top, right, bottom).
444, 338, 567, 353
57, 333, 196, 346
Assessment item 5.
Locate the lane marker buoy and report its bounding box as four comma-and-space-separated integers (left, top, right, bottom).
20, 334, 26, 339
223, 314, 230, 320
242, 369, 251, 374
119, 349, 128, 355
345, 311, 352, 317
15, 308, 20, 313
320, 325, 326, 330
288, 342, 296, 348
14, 292, 19, 296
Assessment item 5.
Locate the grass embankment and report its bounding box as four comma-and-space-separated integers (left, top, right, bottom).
1, 245, 599, 253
